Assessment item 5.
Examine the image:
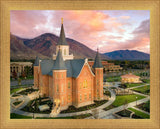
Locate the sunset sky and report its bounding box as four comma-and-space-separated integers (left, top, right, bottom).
10, 10, 150, 54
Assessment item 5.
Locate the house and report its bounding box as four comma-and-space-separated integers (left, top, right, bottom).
121, 73, 142, 83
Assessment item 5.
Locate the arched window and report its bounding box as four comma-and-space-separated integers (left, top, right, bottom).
83, 80, 87, 88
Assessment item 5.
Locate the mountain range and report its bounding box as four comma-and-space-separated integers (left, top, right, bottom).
10, 33, 109, 60
10, 33, 150, 61
104, 50, 150, 60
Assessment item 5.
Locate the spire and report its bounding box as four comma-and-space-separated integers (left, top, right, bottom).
34, 56, 40, 66
57, 18, 68, 45
92, 48, 103, 68
52, 48, 67, 70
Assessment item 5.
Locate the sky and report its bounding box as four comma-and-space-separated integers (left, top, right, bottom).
10, 10, 150, 54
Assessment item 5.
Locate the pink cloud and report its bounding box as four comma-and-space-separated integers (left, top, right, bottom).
10, 10, 150, 54
120, 16, 130, 19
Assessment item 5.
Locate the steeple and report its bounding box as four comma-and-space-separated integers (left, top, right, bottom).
34, 56, 40, 66
93, 48, 103, 68
57, 18, 68, 45
52, 48, 67, 70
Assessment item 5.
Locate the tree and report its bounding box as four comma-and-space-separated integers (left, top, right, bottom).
12, 71, 17, 80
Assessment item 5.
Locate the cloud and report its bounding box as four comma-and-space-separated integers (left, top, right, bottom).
10, 10, 150, 54
120, 16, 130, 19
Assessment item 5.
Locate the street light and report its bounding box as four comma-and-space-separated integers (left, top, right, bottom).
136, 97, 138, 106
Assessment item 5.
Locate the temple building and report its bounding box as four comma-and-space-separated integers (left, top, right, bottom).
34, 19, 104, 111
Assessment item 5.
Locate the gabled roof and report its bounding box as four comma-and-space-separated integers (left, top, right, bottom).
52, 49, 67, 70
93, 49, 103, 68
34, 56, 40, 66
121, 73, 140, 78
57, 24, 68, 45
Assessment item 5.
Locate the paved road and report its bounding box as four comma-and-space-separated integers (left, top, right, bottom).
10, 82, 150, 119
11, 88, 116, 118
11, 79, 34, 86
100, 96, 150, 119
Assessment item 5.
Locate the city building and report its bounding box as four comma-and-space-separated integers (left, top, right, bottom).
10, 62, 33, 77
88, 61, 122, 72
34, 19, 104, 111
121, 73, 142, 83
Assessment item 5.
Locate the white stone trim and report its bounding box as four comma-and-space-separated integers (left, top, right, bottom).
76, 59, 95, 78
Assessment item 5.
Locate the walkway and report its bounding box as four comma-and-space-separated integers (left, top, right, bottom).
10, 84, 150, 119
11, 79, 33, 86
11, 88, 116, 118
131, 106, 150, 115
100, 96, 150, 119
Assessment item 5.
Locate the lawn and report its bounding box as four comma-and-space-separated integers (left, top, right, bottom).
106, 76, 121, 82
136, 101, 150, 112
128, 108, 150, 119
10, 88, 24, 94
18, 88, 39, 95
37, 113, 92, 119
125, 83, 145, 88
132, 85, 150, 94
103, 94, 146, 111
141, 79, 150, 83
13, 101, 23, 106
10, 113, 32, 119
10, 113, 92, 119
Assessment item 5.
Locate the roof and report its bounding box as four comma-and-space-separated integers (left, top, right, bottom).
40, 59, 54, 75
11, 62, 33, 65
34, 56, 40, 66
52, 49, 67, 70
92, 50, 103, 68
41, 58, 86, 78
121, 73, 140, 78
57, 24, 68, 45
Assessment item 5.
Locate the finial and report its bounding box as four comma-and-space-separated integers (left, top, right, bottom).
61, 18, 63, 24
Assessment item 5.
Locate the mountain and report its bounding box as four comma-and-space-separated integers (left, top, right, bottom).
10, 33, 109, 60
10, 34, 48, 60
104, 50, 150, 60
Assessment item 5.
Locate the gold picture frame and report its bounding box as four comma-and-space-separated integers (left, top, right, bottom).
0, 0, 160, 128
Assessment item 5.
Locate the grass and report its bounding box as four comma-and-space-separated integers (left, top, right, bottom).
132, 85, 150, 94
10, 88, 24, 94
136, 101, 150, 112
61, 100, 108, 113
13, 101, 23, 106
18, 88, 38, 95
10, 113, 32, 119
106, 76, 121, 82
10, 113, 92, 119
37, 113, 92, 119
128, 108, 150, 119
113, 94, 145, 107
125, 83, 145, 88
103, 94, 146, 111
116, 109, 132, 117
141, 79, 150, 83
12, 94, 20, 97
